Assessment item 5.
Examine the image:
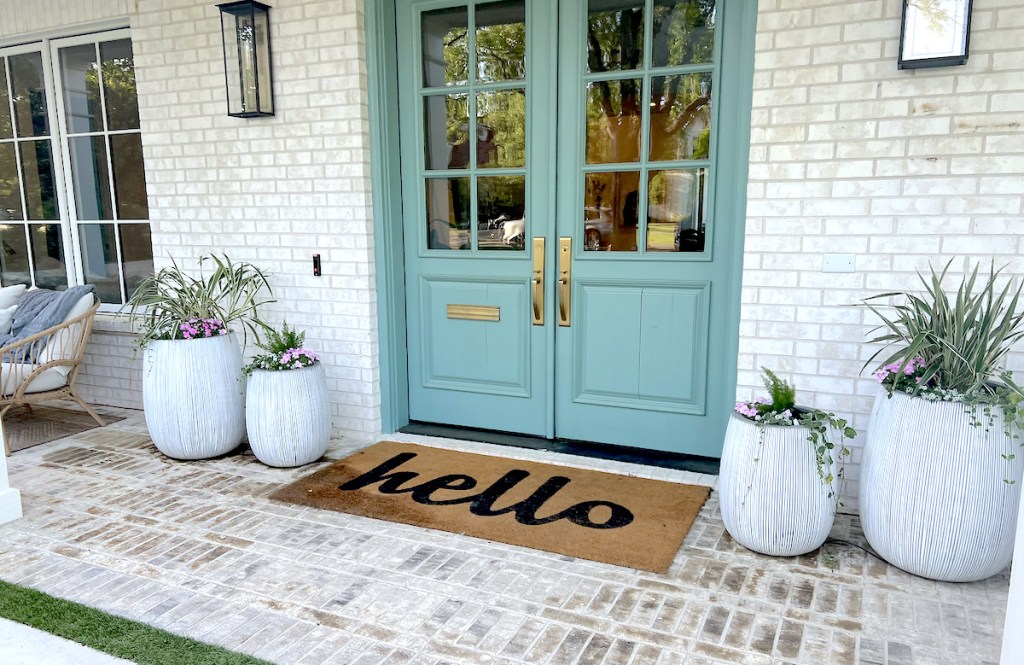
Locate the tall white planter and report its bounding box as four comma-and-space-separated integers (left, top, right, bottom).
246, 362, 331, 467
861, 390, 1024, 582
719, 413, 836, 556
143, 334, 247, 460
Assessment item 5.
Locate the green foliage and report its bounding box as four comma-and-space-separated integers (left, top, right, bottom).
737, 368, 856, 510
125, 254, 273, 349
862, 261, 1024, 397
242, 321, 319, 375
761, 367, 796, 412
0, 578, 271, 665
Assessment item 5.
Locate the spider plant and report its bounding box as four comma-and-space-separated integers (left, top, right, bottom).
862, 261, 1024, 397
125, 254, 274, 349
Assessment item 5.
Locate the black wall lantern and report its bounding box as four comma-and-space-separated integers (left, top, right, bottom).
898, 0, 973, 69
218, 0, 274, 117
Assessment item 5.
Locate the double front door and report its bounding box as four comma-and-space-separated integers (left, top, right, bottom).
396, 0, 753, 456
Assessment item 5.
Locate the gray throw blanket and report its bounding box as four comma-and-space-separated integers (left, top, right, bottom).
0, 285, 96, 358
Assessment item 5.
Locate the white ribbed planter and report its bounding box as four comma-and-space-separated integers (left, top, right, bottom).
142, 334, 246, 460
719, 412, 836, 556
861, 390, 1024, 582
245, 362, 331, 467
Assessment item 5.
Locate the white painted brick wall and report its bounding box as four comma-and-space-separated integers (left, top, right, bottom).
1, 0, 380, 440
745, 0, 1024, 509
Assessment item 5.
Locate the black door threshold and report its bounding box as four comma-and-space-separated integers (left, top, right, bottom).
399, 422, 720, 475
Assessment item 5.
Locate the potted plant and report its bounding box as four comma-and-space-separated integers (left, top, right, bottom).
719, 368, 855, 557
860, 262, 1024, 582
126, 254, 272, 460
243, 323, 331, 467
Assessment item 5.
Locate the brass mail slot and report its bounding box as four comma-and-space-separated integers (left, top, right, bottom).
447, 304, 500, 322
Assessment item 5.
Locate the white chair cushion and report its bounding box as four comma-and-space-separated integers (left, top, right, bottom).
0, 305, 17, 334
0, 285, 27, 310
0, 362, 66, 396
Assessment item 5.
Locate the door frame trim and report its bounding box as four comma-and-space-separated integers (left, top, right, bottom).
365, 0, 759, 438
366, 0, 409, 432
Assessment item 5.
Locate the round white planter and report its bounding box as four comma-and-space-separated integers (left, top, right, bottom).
860, 390, 1024, 582
719, 412, 836, 556
245, 362, 331, 467
142, 334, 246, 460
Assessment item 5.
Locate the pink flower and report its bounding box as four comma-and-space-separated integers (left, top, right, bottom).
735, 402, 758, 418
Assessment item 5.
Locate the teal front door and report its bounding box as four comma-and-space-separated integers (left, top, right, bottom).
396, 0, 754, 456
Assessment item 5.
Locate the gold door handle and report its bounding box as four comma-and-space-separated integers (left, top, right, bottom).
558, 237, 571, 327
532, 237, 544, 325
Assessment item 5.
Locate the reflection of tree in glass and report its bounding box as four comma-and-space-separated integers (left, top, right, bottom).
909, 0, 957, 33
443, 27, 469, 85
476, 19, 526, 81
477, 90, 526, 168
585, 1, 715, 244
94, 55, 140, 130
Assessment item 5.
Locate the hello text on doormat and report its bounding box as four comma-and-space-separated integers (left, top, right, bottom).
270, 441, 710, 572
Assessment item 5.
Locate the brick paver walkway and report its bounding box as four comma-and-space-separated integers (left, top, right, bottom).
0, 406, 1008, 664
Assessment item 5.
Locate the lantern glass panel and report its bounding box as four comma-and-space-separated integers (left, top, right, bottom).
220, 2, 274, 117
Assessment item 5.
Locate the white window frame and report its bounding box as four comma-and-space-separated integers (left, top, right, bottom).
50, 27, 149, 311
0, 40, 75, 292
0, 27, 150, 312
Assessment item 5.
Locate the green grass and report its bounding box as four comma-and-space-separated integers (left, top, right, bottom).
0, 579, 272, 665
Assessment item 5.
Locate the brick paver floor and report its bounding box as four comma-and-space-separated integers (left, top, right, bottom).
0, 405, 1008, 664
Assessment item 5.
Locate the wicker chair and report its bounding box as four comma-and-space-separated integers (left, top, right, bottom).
1, 295, 104, 456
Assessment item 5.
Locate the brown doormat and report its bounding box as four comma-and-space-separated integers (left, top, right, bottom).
3, 405, 125, 453
271, 441, 711, 572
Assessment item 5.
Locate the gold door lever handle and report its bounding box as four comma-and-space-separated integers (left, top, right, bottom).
531, 238, 544, 325
558, 238, 571, 327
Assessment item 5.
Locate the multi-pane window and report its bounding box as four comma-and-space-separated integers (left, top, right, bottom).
0, 49, 68, 289
582, 0, 715, 253
0, 29, 152, 306
54, 32, 152, 304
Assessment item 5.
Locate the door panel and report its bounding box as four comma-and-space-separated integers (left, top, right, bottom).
419, 275, 531, 395
398, 0, 557, 436
397, 0, 752, 456
573, 281, 709, 412
553, 0, 749, 456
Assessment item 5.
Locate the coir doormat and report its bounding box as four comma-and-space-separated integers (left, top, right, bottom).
271, 441, 711, 572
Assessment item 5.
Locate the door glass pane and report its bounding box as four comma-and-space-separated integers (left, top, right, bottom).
60, 44, 103, 134
422, 6, 469, 87
69, 136, 112, 220
652, 0, 716, 67
476, 0, 526, 83
477, 89, 525, 169
0, 143, 23, 221
587, 0, 645, 72
649, 73, 712, 161
425, 177, 470, 250
647, 168, 706, 252
29, 223, 67, 289
79, 223, 121, 302
100, 39, 140, 131
477, 175, 525, 250
583, 171, 639, 252
0, 224, 30, 285
586, 79, 642, 164
424, 94, 469, 170
0, 63, 11, 139
110, 133, 148, 219
20, 140, 58, 220
9, 53, 49, 137
119, 222, 152, 298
